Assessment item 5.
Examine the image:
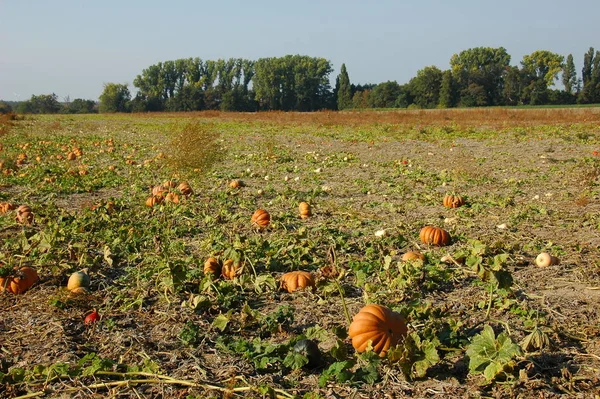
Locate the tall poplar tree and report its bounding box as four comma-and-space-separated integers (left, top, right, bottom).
336, 64, 352, 110
562, 54, 577, 94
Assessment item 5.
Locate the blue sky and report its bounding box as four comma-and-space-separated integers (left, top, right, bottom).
1, 0, 599, 101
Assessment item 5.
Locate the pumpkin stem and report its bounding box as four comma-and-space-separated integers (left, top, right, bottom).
328, 245, 351, 326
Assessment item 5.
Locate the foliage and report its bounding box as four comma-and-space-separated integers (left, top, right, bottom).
16, 94, 62, 114
99, 83, 131, 113
336, 63, 353, 110
466, 325, 522, 382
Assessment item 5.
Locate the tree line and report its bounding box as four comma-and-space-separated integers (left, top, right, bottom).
3, 46, 599, 114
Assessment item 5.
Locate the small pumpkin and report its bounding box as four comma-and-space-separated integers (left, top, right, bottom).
419, 226, 451, 246
299, 202, 312, 219
401, 251, 425, 262
443, 194, 465, 208
0, 266, 39, 294
164, 192, 180, 204
67, 152, 77, 161
535, 252, 560, 267
145, 195, 164, 207
293, 339, 322, 368
251, 209, 270, 229
15, 209, 34, 224
178, 182, 193, 196
280, 271, 315, 293
67, 269, 90, 291
222, 259, 243, 280
152, 185, 167, 197
163, 180, 177, 189
229, 179, 244, 189
204, 257, 221, 276
0, 202, 17, 213
348, 304, 408, 357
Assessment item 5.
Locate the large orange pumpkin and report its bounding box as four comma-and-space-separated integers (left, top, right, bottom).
280, 271, 315, 293
348, 304, 408, 357
443, 194, 465, 208
419, 226, 451, 246
0, 266, 39, 294
251, 209, 270, 229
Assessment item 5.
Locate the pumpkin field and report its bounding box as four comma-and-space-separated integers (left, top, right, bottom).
1, 108, 600, 398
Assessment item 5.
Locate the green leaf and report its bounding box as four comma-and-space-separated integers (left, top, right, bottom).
466, 325, 522, 382
283, 352, 309, 370
103, 245, 113, 267
212, 314, 230, 332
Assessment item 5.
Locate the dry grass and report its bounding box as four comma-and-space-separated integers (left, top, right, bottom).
163, 122, 225, 174
132, 107, 600, 129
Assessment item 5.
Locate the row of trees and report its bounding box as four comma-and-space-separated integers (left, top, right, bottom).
1, 94, 97, 114
4, 46, 599, 114
341, 47, 600, 110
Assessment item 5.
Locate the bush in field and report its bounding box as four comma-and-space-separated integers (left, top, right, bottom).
165, 122, 224, 173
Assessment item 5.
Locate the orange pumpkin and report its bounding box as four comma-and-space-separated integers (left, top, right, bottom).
229, 179, 244, 189
299, 202, 312, 219
204, 257, 221, 276
251, 209, 270, 229
401, 251, 425, 262
164, 192, 180, 204
419, 226, 451, 246
152, 185, 167, 197
221, 259, 243, 280
145, 195, 164, 207
0, 202, 16, 213
443, 194, 465, 208
348, 304, 408, 357
178, 182, 193, 196
67, 152, 77, 161
0, 266, 39, 294
280, 271, 315, 293
163, 180, 177, 189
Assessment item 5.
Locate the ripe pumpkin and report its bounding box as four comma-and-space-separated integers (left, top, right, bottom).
251, 209, 270, 229
0, 202, 16, 213
280, 271, 315, 293
0, 266, 39, 294
535, 252, 560, 267
443, 194, 465, 208
419, 226, 451, 246
67, 152, 77, 161
401, 251, 425, 262
152, 185, 167, 197
145, 195, 164, 207
348, 304, 408, 357
299, 202, 312, 219
164, 192, 180, 204
67, 269, 90, 291
15, 206, 34, 224
178, 182, 193, 196
229, 179, 244, 189
204, 257, 221, 276
222, 259, 243, 280
163, 180, 177, 189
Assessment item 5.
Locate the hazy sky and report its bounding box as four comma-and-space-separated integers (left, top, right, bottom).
2, 0, 599, 101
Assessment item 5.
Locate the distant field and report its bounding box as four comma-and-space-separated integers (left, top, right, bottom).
1, 109, 599, 398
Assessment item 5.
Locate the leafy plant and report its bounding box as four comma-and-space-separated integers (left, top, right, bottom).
466, 325, 522, 382
388, 332, 440, 379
